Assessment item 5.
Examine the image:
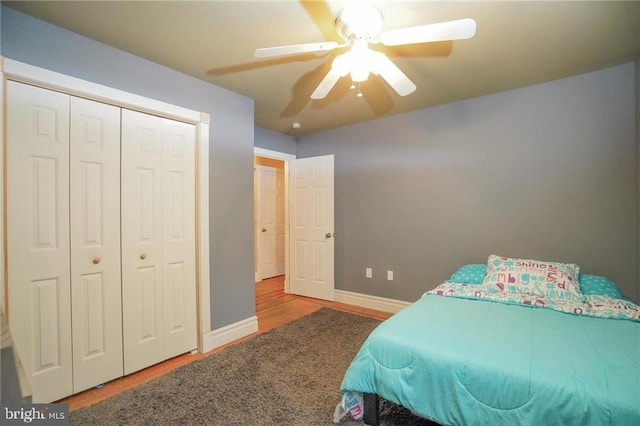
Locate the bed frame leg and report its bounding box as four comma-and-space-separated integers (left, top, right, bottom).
363, 393, 380, 426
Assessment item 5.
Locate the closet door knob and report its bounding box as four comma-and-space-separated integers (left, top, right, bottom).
92, 257, 101, 264
140, 253, 147, 260
262, 228, 267, 233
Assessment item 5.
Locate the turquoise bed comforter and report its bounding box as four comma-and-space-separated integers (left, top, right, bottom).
340, 291, 640, 425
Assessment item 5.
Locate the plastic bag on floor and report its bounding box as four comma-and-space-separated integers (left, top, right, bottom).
333, 390, 364, 423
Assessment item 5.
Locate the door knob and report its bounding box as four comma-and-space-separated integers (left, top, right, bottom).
140, 253, 147, 260
92, 257, 101, 264
325, 232, 333, 239
262, 228, 267, 233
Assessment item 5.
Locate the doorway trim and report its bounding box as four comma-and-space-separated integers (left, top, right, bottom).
254, 147, 295, 293
1, 58, 211, 352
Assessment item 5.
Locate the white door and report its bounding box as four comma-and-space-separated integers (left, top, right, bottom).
275, 168, 286, 276
7, 81, 73, 402
257, 165, 279, 279
289, 155, 335, 301
161, 118, 197, 360
69, 97, 123, 392
121, 109, 196, 374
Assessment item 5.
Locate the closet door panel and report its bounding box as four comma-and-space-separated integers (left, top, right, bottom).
121, 109, 164, 375
7, 81, 73, 403
70, 97, 123, 392
162, 119, 197, 358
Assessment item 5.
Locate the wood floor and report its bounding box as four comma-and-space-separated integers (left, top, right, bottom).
59, 276, 391, 411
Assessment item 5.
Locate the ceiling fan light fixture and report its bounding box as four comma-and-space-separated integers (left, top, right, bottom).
255, 1, 476, 100
349, 40, 372, 82
331, 51, 353, 76
350, 65, 369, 82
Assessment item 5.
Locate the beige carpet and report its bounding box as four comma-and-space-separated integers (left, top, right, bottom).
70, 308, 433, 425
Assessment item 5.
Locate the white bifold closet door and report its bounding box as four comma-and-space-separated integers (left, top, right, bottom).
7, 81, 123, 402
121, 109, 197, 375
7, 81, 198, 402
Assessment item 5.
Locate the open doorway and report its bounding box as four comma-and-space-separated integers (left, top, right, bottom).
254, 148, 335, 302
254, 155, 285, 281
253, 148, 295, 298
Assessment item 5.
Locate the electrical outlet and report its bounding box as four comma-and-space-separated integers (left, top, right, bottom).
366, 268, 372, 278
387, 270, 393, 281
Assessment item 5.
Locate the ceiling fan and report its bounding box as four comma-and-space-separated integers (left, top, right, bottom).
254, 1, 476, 99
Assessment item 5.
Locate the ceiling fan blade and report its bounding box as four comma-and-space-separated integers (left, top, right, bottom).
310, 68, 343, 99
379, 18, 476, 46
254, 41, 339, 58
370, 51, 416, 96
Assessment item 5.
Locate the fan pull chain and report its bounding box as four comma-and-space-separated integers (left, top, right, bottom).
349, 80, 364, 98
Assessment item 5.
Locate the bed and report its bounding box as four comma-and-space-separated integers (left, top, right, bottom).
337, 256, 640, 426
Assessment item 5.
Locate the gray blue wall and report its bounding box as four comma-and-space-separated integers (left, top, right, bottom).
255, 127, 297, 155
1, 6, 256, 329
298, 63, 638, 303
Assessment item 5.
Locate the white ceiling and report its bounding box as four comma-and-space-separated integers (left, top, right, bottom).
5, 1, 640, 136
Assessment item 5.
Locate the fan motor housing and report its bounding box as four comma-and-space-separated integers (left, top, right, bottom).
336, 5, 383, 42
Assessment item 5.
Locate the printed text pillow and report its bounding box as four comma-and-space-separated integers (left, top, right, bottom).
481, 255, 582, 300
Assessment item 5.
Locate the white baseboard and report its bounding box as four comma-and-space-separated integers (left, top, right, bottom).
202, 315, 259, 353
200, 291, 408, 353
334, 290, 411, 314
255, 272, 261, 283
